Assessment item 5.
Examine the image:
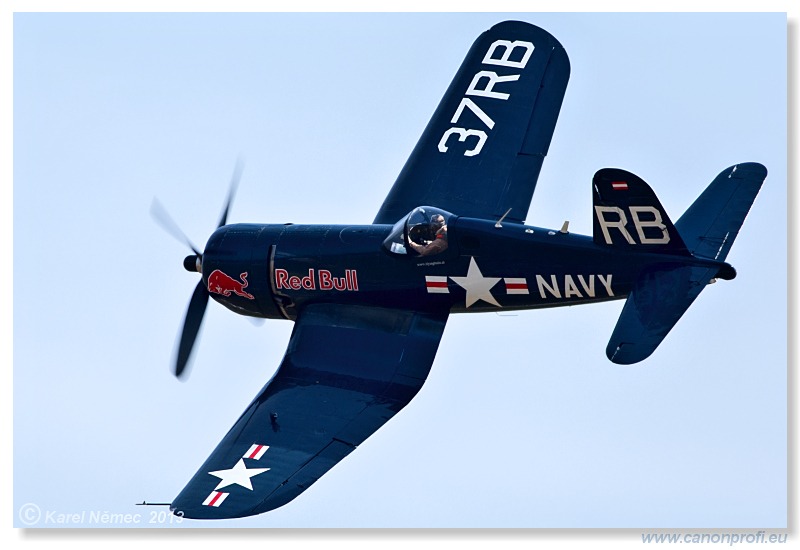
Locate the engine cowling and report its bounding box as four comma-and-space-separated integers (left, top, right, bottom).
201, 224, 286, 320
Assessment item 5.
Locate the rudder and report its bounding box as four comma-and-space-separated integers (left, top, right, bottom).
593, 168, 689, 254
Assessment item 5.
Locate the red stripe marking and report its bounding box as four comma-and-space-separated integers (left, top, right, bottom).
208, 492, 223, 507
426, 281, 448, 288
506, 284, 528, 290
247, 444, 263, 459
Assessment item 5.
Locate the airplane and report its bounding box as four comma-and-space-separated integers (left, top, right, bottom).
153, 20, 767, 520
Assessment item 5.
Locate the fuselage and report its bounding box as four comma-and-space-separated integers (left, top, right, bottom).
199, 215, 729, 321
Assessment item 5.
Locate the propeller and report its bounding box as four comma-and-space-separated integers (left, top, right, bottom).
151, 159, 244, 379
174, 280, 209, 378
149, 198, 202, 257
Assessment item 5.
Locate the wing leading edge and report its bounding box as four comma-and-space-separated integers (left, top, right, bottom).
171, 304, 448, 519
374, 20, 570, 225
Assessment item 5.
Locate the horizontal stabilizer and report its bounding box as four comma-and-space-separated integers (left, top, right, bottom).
607, 264, 718, 364
675, 163, 767, 261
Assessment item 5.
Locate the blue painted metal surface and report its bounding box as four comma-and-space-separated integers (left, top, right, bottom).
164, 20, 767, 520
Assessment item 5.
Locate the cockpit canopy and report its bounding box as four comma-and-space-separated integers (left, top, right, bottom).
383, 206, 454, 256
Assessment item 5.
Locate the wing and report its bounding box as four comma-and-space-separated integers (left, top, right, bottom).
170, 304, 448, 519
374, 20, 570, 225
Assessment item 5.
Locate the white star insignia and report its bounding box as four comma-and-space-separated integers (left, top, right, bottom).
450, 257, 502, 308
208, 458, 270, 491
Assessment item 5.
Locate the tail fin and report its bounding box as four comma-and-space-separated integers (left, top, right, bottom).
675, 163, 767, 261
592, 168, 689, 254
605, 163, 767, 364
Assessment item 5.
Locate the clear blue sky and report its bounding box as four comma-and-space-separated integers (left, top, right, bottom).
11, 11, 788, 531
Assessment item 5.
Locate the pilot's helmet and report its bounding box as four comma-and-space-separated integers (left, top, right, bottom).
431, 214, 445, 230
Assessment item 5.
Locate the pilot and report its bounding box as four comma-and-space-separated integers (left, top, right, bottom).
409, 214, 448, 256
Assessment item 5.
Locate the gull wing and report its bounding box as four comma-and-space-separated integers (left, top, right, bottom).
171, 303, 448, 519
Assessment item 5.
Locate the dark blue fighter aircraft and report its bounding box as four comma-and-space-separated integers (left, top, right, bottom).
157, 21, 767, 519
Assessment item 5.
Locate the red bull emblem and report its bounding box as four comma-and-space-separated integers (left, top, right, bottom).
208, 270, 255, 300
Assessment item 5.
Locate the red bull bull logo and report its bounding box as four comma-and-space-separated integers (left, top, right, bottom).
208, 270, 255, 300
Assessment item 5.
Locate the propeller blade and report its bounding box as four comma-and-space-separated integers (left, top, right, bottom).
150, 198, 201, 256
217, 157, 244, 229
159, 158, 245, 380
175, 280, 209, 379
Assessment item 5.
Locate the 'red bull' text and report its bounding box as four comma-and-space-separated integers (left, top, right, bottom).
274, 268, 359, 292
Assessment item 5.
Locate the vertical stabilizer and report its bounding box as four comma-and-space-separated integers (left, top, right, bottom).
592, 168, 689, 254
